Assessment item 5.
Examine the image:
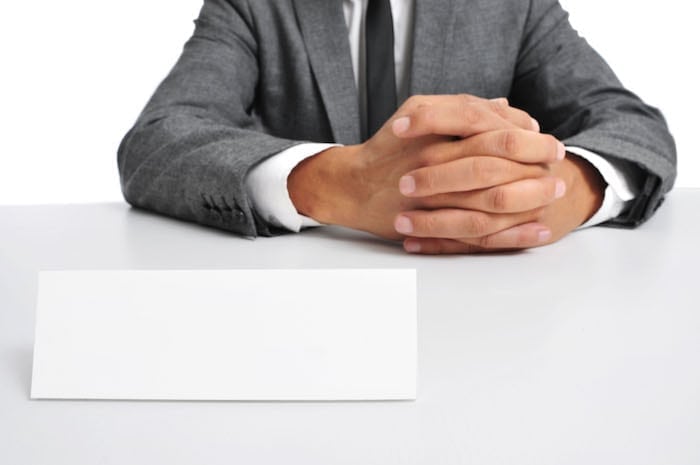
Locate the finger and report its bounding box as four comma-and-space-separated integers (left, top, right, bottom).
394, 208, 544, 239
412, 130, 564, 168
403, 222, 552, 254
392, 96, 538, 138
398, 94, 482, 111
403, 238, 487, 255
485, 98, 539, 133
460, 129, 564, 163
460, 222, 553, 249
416, 177, 567, 213
397, 95, 538, 133
392, 101, 518, 138
399, 157, 549, 197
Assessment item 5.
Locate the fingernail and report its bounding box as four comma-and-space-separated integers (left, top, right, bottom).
531, 118, 540, 132
538, 229, 552, 243
392, 117, 411, 135
556, 142, 566, 160
491, 97, 508, 105
554, 179, 567, 199
404, 239, 422, 253
395, 216, 413, 234
399, 176, 416, 195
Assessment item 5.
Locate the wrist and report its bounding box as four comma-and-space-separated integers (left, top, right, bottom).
288, 145, 363, 227
564, 152, 606, 224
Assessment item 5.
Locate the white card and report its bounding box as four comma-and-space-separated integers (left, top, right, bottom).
31, 269, 416, 401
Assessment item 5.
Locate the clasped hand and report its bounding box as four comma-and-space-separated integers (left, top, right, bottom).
288, 94, 605, 254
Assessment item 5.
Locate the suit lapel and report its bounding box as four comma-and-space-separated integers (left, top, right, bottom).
293, 0, 361, 145
410, 0, 455, 95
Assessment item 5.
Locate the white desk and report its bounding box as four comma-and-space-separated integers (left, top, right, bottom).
1, 189, 699, 465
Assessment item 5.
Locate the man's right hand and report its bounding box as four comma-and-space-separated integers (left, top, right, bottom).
288, 95, 565, 241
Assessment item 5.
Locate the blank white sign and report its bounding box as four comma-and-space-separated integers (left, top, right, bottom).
31, 269, 417, 401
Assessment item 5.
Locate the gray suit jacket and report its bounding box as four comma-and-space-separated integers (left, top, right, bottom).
118, 0, 676, 237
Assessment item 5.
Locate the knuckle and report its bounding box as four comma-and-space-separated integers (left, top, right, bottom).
461, 105, 482, 127
488, 187, 509, 211
499, 130, 520, 156
512, 228, 531, 248
435, 240, 449, 254
400, 95, 430, 116
465, 243, 483, 254
459, 93, 477, 105
470, 158, 487, 181
415, 106, 436, 130
422, 168, 441, 193
470, 158, 497, 184
421, 214, 440, 235
499, 159, 514, 178
488, 99, 508, 116
466, 212, 490, 236
478, 234, 496, 249
405, 94, 426, 109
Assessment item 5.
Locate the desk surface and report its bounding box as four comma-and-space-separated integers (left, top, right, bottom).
1, 189, 699, 465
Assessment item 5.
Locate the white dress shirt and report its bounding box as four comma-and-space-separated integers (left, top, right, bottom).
245, 0, 636, 233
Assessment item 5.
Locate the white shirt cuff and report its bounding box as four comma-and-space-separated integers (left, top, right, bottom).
566, 146, 637, 229
245, 143, 339, 232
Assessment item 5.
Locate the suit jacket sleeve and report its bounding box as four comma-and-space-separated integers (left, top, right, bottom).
509, 0, 677, 226
117, 0, 297, 237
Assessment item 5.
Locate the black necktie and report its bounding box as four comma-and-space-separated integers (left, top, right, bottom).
365, 0, 397, 139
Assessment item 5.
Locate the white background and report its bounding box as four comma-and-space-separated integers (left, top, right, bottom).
0, 0, 697, 205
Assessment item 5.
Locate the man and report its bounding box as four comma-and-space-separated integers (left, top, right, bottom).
118, 0, 676, 254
